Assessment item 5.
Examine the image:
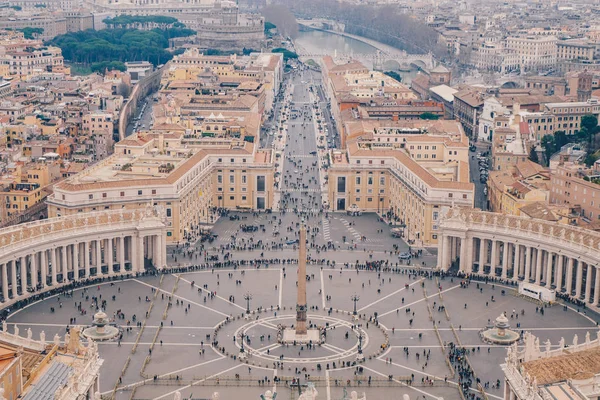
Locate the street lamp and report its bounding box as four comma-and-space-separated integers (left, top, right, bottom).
239, 330, 246, 353
357, 331, 364, 355
350, 294, 360, 315
244, 292, 253, 314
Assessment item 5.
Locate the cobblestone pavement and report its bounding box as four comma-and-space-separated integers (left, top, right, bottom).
6, 268, 598, 400
5, 69, 600, 400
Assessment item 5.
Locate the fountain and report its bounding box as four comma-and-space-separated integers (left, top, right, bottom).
480, 313, 520, 345
82, 311, 120, 341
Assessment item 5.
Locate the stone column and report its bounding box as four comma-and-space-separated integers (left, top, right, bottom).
545, 252, 553, 287
514, 244, 521, 278
490, 240, 498, 276
96, 240, 103, 276
535, 249, 542, 285
585, 263, 593, 303
31, 252, 38, 289
437, 234, 444, 269
137, 236, 145, 272
107, 238, 114, 275
524, 246, 532, 282
40, 249, 47, 289
73, 243, 79, 280
466, 236, 474, 273
575, 261, 584, 298
120, 237, 126, 272
443, 235, 451, 270
51, 248, 57, 286
501, 242, 509, 279
459, 236, 467, 272
61, 246, 67, 283
566, 257, 574, 294
2, 263, 8, 301
84, 241, 90, 278
479, 238, 486, 273
555, 254, 563, 292
11, 260, 18, 298
21, 256, 28, 292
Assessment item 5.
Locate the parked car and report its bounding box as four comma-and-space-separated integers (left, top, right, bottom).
399, 252, 412, 260
286, 239, 298, 245
346, 204, 362, 216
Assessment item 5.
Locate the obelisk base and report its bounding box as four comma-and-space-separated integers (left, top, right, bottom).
281, 328, 322, 344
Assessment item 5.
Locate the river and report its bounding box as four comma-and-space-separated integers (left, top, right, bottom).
295, 29, 418, 83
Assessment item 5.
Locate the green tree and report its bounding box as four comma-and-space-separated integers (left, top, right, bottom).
383, 71, 402, 82
264, 21, 276, 31
529, 146, 539, 164
541, 134, 556, 164
18, 27, 44, 39
419, 112, 439, 120
271, 48, 298, 61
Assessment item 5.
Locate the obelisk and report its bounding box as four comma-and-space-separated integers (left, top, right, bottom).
295, 220, 307, 335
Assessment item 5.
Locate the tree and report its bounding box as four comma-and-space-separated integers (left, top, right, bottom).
272, 48, 298, 61
419, 112, 439, 120
529, 146, 539, 164
383, 71, 401, 82
117, 82, 132, 98
541, 135, 556, 164
18, 27, 43, 39
264, 21, 276, 32
553, 130, 570, 151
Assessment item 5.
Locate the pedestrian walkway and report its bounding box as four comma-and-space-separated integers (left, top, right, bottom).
339, 218, 362, 240
322, 217, 331, 242
280, 188, 320, 193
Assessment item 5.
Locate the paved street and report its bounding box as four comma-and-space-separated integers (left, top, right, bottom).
4, 67, 594, 400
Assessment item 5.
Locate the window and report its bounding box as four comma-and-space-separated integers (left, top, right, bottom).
242, 196, 247, 201
229, 175, 234, 184
218, 175, 222, 184
88, 194, 93, 200
448, 193, 453, 198
337, 177, 346, 193
463, 194, 468, 199
152, 190, 156, 195
166, 209, 172, 217
367, 197, 373, 202
257, 176, 266, 192
167, 231, 172, 237
242, 175, 247, 184
368, 177, 373, 185
229, 196, 234, 200
356, 177, 361, 185
120, 192, 125, 197
102, 193, 107, 198
379, 177, 385, 186
138, 190, 143, 195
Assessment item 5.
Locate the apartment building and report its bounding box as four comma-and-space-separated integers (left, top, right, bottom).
47, 132, 275, 243
505, 35, 557, 72
453, 88, 486, 139
327, 120, 474, 246
488, 160, 550, 215
543, 99, 600, 135
550, 161, 600, 223
556, 39, 595, 62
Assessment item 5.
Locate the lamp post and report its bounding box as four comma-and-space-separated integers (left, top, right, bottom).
244, 292, 253, 314
350, 294, 360, 315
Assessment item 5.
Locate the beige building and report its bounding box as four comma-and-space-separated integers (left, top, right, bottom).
556, 39, 595, 62
327, 120, 474, 246
47, 132, 275, 243
505, 35, 557, 72
543, 99, 600, 135
550, 162, 600, 223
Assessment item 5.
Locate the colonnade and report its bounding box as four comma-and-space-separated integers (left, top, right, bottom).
438, 207, 600, 306
0, 208, 167, 309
